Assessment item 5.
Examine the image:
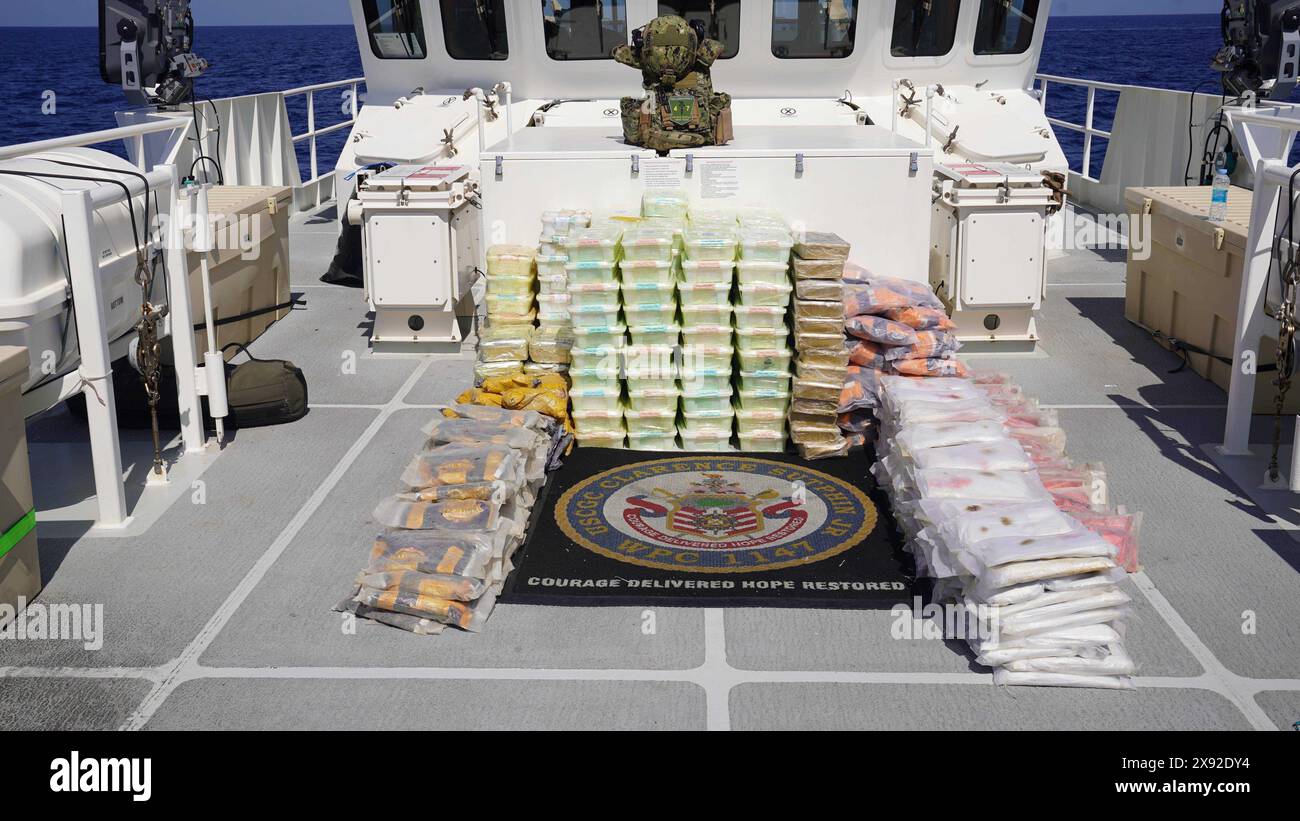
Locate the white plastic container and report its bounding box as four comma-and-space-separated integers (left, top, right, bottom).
734, 305, 789, 330
679, 368, 733, 393
487, 245, 537, 277
622, 281, 677, 307
627, 430, 681, 452
624, 303, 677, 327
678, 281, 734, 307
485, 275, 535, 297
683, 229, 738, 261
737, 408, 788, 437
627, 387, 681, 413
739, 229, 794, 262
736, 260, 792, 287
564, 226, 622, 263
625, 408, 679, 435
578, 431, 627, 449
735, 326, 790, 351
627, 324, 681, 347
570, 385, 624, 413
571, 343, 624, 370
621, 226, 676, 261
681, 389, 734, 416
537, 274, 568, 295
680, 426, 734, 452
738, 370, 793, 393
573, 409, 626, 436
736, 387, 791, 413
680, 304, 733, 327
680, 259, 736, 284
569, 364, 622, 386
572, 323, 627, 348
738, 282, 794, 308
737, 347, 793, 372
620, 259, 676, 287
570, 304, 623, 328
536, 254, 569, 277
568, 282, 622, 310
626, 364, 680, 393
681, 323, 734, 347
681, 345, 734, 372
624, 344, 677, 376
739, 430, 787, 453
566, 260, 619, 286
485, 292, 537, 318
535, 293, 571, 323
643, 188, 690, 219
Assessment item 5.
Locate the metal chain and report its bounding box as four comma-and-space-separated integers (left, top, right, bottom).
135, 255, 169, 477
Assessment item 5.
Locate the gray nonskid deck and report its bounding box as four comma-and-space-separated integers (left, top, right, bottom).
3, 206, 1299, 731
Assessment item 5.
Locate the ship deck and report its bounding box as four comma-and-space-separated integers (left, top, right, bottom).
3, 203, 1299, 732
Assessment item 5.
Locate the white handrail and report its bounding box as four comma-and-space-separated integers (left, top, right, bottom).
284, 76, 366, 186
1035, 73, 1127, 182
0, 119, 190, 166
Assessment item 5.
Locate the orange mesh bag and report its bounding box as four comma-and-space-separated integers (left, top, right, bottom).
890, 357, 969, 378
883, 306, 956, 332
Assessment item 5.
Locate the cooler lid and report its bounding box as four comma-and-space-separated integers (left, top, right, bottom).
365, 164, 474, 191
938, 162, 1044, 187
0, 346, 29, 390
484, 128, 657, 161
669, 126, 930, 159
1125, 185, 1251, 249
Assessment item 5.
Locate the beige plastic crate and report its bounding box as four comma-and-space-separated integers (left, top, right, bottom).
1124, 185, 1297, 414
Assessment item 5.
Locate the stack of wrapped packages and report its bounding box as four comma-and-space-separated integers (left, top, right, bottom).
477, 245, 541, 384
872, 370, 1143, 688
838, 267, 963, 443
788, 232, 853, 459
339, 405, 564, 634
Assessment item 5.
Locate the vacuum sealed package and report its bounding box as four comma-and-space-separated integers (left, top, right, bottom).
848, 340, 889, 369
892, 397, 1004, 427
797, 440, 850, 460
793, 377, 842, 403
374, 494, 505, 532
993, 669, 1133, 690
844, 279, 938, 317
792, 257, 846, 281
474, 360, 524, 384
337, 599, 447, 636
799, 347, 851, 369
356, 569, 489, 604
795, 316, 846, 337
883, 306, 957, 332
971, 558, 1122, 601
478, 326, 532, 363
912, 468, 1053, 503
352, 585, 498, 633
366, 528, 508, 580
797, 360, 849, 385
441, 404, 551, 432
400, 445, 521, 491
422, 417, 540, 450
957, 527, 1117, 576
894, 420, 1009, 453
529, 326, 576, 364
406, 481, 502, 503
891, 357, 970, 378
839, 366, 883, 412
790, 421, 846, 446
910, 439, 1032, 472
794, 299, 844, 321
793, 231, 850, 260
795, 278, 845, 301
845, 315, 919, 347
797, 332, 849, 352
884, 331, 961, 362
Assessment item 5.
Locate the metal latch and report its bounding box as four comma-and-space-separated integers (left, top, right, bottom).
909, 152, 919, 175
1214, 227, 1225, 251
685, 154, 694, 174
631, 155, 640, 175
1143, 198, 1153, 216
795, 153, 805, 175
494, 155, 504, 177
266, 196, 278, 215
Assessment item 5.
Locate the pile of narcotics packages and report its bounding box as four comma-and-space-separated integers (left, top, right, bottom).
337, 405, 566, 634
871, 371, 1143, 688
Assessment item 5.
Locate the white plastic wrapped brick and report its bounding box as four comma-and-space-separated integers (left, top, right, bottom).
872, 372, 1139, 688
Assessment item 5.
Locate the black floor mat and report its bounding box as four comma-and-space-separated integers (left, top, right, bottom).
501, 448, 914, 609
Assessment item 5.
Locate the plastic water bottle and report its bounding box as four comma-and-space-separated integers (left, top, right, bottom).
1209, 152, 1230, 223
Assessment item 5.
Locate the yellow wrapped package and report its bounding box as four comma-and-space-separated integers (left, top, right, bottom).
456, 388, 504, 407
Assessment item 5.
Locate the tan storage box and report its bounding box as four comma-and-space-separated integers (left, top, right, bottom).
188, 186, 294, 364
1124, 185, 1297, 414
0, 346, 40, 622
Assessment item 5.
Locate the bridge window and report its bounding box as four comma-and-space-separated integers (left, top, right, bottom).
658, 1, 743, 59
890, 0, 961, 58
544, 1, 630, 61
772, 0, 858, 59
439, 0, 509, 60
363, 0, 428, 60
974, 0, 1040, 55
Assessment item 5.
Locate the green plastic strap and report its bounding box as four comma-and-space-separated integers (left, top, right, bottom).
0, 510, 36, 561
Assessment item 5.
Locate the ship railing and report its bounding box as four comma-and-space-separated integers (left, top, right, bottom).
1034, 73, 1126, 183
0, 119, 191, 166
283, 77, 366, 210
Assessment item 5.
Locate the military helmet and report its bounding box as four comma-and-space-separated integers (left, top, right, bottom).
637, 15, 703, 85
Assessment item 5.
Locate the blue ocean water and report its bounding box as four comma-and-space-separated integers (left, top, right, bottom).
0, 14, 1228, 178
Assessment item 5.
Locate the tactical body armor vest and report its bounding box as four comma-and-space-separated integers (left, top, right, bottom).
613, 15, 734, 153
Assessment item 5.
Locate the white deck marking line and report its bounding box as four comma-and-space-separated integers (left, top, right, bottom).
1042, 404, 1227, 410
119, 357, 437, 731
1128, 570, 1278, 730
701, 609, 732, 731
